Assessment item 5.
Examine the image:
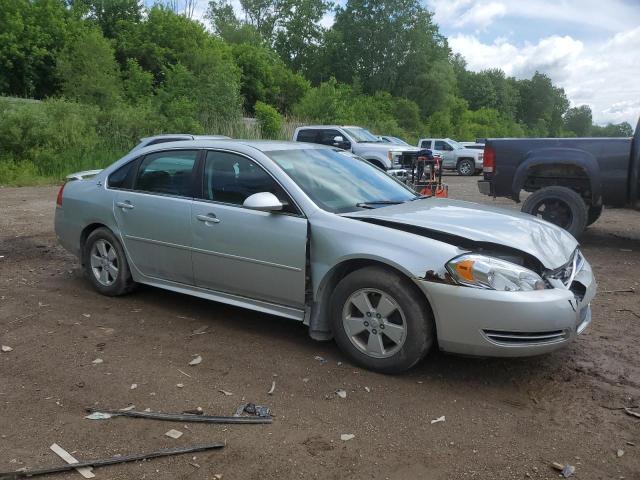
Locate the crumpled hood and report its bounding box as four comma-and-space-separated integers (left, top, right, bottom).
345, 198, 578, 269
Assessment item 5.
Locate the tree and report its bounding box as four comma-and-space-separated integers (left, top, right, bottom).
0, 0, 77, 98
254, 101, 282, 138
325, 0, 449, 100
517, 72, 569, 136
591, 121, 634, 137
564, 105, 593, 136
56, 27, 122, 108
73, 0, 143, 39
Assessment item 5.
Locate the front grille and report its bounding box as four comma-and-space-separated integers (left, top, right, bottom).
483, 329, 568, 345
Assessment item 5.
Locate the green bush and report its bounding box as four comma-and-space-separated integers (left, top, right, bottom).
255, 101, 282, 139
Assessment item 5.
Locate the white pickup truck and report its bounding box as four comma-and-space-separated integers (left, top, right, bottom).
418, 138, 483, 176
293, 125, 419, 170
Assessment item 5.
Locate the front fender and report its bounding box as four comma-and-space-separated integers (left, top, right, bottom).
512, 148, 602, 203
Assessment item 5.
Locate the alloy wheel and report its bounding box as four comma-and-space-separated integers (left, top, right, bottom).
341, 288, 407, 358
90, 239, 119, 286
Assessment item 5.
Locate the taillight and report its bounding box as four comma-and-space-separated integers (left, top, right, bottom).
483, 146, 495, 173
56, 182, 66, 207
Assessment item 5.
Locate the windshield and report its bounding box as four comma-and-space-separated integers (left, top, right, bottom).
267, 149, 417, 213
343, 127, 383, 143
388, 136, 410, 146
447, 139, 465, 150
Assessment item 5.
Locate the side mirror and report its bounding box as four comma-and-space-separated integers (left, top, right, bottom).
333, 135, 345, 143
243, 192, 283, 212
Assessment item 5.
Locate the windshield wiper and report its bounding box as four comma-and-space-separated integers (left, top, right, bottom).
409, 195, 432, 201
356, 200, 404, 209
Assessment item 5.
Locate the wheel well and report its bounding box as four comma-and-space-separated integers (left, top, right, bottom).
458, 157, 474, 163
307, 258, 432, 340
80, 223, 108, 253
523, 164, 591, 201
366, 158, 385, 169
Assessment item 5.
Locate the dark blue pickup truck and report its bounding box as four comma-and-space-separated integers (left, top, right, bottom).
478, 119, 640, 237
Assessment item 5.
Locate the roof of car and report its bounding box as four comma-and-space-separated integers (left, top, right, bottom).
296, 125, 362, 130
146, 139, 333, 153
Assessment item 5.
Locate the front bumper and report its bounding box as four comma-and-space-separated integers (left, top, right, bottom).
416, 259, 596, 357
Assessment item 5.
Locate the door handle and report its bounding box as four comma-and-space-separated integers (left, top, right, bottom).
116, 201, 135, 210
196, 213, 220, 224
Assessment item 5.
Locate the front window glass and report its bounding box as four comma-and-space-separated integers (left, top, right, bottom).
267, 149, 417, 213
203, 151, 297, 214
447, 139, 465, 150
342, 127, 382, 143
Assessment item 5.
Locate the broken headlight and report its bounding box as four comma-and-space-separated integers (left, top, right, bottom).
446, 254, 546, 292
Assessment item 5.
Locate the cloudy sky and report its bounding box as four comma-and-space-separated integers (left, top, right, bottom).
425, 0, 640, 126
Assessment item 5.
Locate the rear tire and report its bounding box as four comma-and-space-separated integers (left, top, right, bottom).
457, 159, 475, 176
330, 266, 434, 373
83, 227, 136, 296
521, 186, 588, 238
586, 205, 603, 226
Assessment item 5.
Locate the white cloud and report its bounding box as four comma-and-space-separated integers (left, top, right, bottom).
449, 28, 640, 126
428, 0, 640, 33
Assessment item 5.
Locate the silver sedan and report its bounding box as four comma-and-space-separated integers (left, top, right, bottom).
55, 140, 596, 372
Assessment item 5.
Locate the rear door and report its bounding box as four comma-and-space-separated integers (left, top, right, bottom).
113, 149, 199, 285
191, 150, 308, 308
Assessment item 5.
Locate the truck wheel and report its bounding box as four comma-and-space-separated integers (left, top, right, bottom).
587, 205, 603, 226
330, 266, 434, 373
457, 159, 475, 176
521, 186, 588, 238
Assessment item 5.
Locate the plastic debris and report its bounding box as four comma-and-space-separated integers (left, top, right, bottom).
624, 408, 640, 419
182, 407, 203, 415
121, 405, 136, 411
165, 429, 183, 439
364, 387, 371, 393
617, 449, 625, 457
85, 412, 112, 420
430, 416, 445, 424
1, 345, 13, 353
313, 355, 327, 364
130, 384, 137, 390
91, 358, 103, 364
551, 462, 575, 478
177, 369, 192, 378
214, 474, 223, 480
82, 313, 91, 318
336, 389, 347, 399
219, 389, 233, 396
191, 326, 209, 336
234, 403, 271, 418
340, 434, 355, 441
49, 443, 95, 479
188, 355, 202, 366
268, 381, 276, 395
176, 383, 184, 388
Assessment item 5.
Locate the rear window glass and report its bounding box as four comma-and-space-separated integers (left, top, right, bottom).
134, 150, 198, 197
296, 129, 318, 143
108, 161, 136, 189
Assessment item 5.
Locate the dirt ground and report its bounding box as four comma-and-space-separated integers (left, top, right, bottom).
1, 176, 639, 480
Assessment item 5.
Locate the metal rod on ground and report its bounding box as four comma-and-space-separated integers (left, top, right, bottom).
0, 443, 225, 480
86, 407, 273, 424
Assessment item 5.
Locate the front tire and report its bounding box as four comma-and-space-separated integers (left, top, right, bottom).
521, 186, 588, 238
330, 266, 434, 373
457, 158, 475, 176
83, 227, 136, 296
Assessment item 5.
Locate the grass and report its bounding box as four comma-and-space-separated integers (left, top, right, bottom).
0, 117, 306, 187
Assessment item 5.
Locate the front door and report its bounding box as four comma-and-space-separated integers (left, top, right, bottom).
113, 149, 199, 285
191, 150, 307, 308
434, 140, 456, 169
